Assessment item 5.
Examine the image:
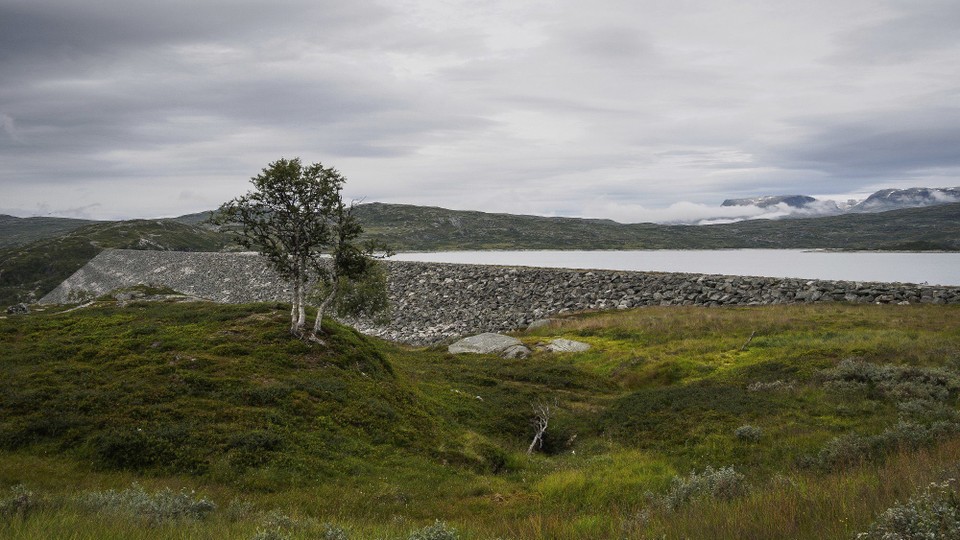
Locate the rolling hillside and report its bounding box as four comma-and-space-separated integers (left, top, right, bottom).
355, 201, 960, 251
0, 220, 231, 306
0, 215, 96, 249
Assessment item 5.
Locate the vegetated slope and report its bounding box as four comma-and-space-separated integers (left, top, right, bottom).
0, 299, 438, 486
0, 220, 232, 305
354, 201, 960, 251
0, 214, 96, 249
2, 300, 960, 539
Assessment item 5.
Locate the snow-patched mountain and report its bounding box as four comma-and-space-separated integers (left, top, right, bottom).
852, 187, 960, 213
719, 186, 960, 219
720, 195, 817, 208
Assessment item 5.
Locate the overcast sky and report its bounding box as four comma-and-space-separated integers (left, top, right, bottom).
1, 0, 958, 222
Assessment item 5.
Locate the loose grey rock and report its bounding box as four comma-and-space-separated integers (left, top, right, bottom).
40, 249, 960, 345
448, 333, 522, 355
5, 303, 29, 315
544, 338, 591, 353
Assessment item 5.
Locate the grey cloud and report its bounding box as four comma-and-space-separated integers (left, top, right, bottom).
829, 0, 960, 64
775, 108, 960, 178
562, 25, 653, 60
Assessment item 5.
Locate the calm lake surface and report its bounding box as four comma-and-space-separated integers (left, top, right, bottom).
390, 250, 960, 286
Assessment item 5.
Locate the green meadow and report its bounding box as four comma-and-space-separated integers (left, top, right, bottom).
2, 297, 960, 539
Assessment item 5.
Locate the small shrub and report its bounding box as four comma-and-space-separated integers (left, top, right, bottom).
747, 380, 795, 392
77, 483, 215, 524
856, 479, 960, 539
734, 424, 762, 443
822, 359, 960, 411
408, 520, 459, 540
224, 496, 256, 522
660, 466, 748, 511
0, 485, 35, 518
259, 510, 297, 531
813, 421, 960, 471
320, 522, 351, 540
250, 510, 304, 540
252, 528, 291, 540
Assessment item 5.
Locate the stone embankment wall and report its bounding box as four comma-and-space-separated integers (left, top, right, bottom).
42, 249, 960, 343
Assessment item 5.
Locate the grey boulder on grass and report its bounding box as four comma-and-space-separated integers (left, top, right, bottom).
448, 333, 531, 358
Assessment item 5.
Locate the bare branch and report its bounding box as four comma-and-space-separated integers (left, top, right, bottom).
527, 400, 554, 455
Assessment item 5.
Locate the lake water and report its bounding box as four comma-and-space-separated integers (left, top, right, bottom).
389, 250, 960, 286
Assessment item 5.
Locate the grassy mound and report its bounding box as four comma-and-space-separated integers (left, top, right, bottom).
0, 300, 435, 486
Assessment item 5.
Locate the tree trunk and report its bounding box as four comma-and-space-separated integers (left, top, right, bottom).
310, 286, 337, 338
296, 284, 306, 333
290, 280, 302, 335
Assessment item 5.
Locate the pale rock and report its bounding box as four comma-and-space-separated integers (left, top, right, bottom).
544, 338, 591, 353
448, 333, 522, 355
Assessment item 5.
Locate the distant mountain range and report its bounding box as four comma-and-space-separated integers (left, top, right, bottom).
2, 193, 959, 305
721, 186, 960, 217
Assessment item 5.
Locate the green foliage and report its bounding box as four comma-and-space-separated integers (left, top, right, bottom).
214, 158, 389, 335
331, 260, 390, 323
214, 158, 346, 284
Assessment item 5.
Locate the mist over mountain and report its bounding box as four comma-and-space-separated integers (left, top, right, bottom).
721, 195, 818, 209
702, 186, 960, 225
853, 187, 960, 213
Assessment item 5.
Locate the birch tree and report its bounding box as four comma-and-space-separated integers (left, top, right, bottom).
214, 158, 386, 340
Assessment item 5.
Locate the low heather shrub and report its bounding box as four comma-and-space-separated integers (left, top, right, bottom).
734, 424, 763, 443
408, 520, 460, 540
77, 483, 215, 524
251, 527, 290, 540
856, 479, 960, 539
320, 522, 351, 540
813, 421, 960, 471
224, 496, 256, 522
747, 380, 795, 392
660, 466, 748, 511
0, 485, 35, 518
822, 359, 960, 411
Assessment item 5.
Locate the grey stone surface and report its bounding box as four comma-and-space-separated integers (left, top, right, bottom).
40, 249, 960, 344
544, 338, 591, 352
5, 303, 29, 315
448, 333, 522, 354
501, 344, 532, 359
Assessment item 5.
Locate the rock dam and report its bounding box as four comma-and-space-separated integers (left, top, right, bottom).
40, 249, 960, 343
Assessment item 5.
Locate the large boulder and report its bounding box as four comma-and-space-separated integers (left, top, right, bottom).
449, 333, 524, 355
